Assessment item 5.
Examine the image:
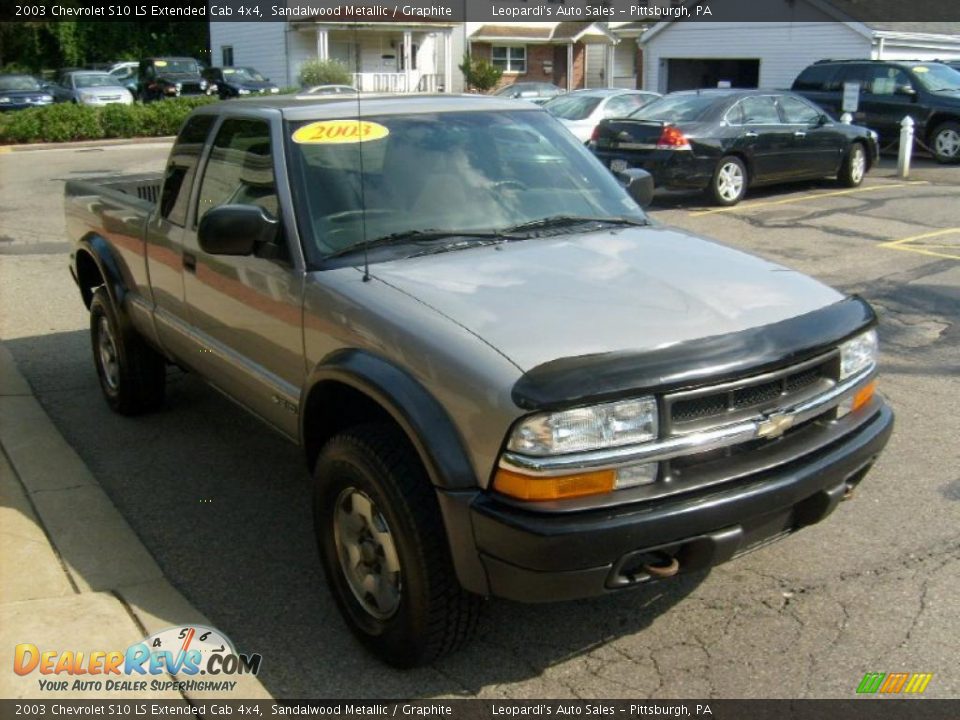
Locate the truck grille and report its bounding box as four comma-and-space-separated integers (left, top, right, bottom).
180, 83, 204, 95
664, 352, 838, 435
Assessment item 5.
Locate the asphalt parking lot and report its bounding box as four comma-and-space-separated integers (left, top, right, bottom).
1, 143, 958, 699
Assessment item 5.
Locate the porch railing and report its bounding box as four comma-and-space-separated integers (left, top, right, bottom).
352, 73, 408, 93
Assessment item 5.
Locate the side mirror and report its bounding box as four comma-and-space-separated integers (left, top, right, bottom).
616, 168, 655, 209
198, 204, 278, 256
816, 114, 831, 127
896, 84, 917, 97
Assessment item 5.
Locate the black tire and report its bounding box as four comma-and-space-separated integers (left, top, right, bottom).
313, 424, 481, 667
707, 156, 748, 206
90, 287, 166, 415
838, 141, 868, 187
930, 121, 960, 164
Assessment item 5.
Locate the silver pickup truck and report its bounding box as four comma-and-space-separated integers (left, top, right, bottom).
67, 95, 893, 667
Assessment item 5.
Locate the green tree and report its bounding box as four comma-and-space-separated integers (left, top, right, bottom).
458, 53, 502, 93
299, 58, 352, 88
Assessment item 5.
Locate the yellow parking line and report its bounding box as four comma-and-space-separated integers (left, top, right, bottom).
879, 227, 960, 261
689, 181, 928, 217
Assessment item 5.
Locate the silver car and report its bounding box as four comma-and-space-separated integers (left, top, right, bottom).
53, 71, 134, 106
544, 88, 661, 142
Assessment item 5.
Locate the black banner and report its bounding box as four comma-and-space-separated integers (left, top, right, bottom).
3, 0, 960, 22
1, 700, 959, 720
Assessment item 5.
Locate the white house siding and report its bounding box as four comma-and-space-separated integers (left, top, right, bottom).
642, 22, 870, 92
875, 38, 960, 61
613, 40, 637, 89
209, 22, 289, 85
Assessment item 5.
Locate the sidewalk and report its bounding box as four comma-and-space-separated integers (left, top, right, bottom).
0, 342, 271, 702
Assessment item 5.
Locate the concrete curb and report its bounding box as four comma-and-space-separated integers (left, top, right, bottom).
0, 136, 175, 153
0, 341, 271, 701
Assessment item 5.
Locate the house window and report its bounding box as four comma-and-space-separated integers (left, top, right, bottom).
221, 46, 234, 67
491, 46, 527, 74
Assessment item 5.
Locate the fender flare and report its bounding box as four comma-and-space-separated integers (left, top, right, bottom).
302, 349, 489, 595
75, 233, 129, 310
302, 348, 477, 491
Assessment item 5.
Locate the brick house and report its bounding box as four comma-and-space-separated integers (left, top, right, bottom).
468, 23, 620, 92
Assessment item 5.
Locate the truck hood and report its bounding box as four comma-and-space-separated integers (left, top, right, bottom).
369, 225, 844, 371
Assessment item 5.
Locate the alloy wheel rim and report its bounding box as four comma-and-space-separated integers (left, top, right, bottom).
333, 487, 402, 619
717, 162, 744, 201
935, 129, 960, 158
97, 316, 120, 391
851, 147, 865, 183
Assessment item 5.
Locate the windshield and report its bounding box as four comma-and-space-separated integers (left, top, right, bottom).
543, 95, 604, 120
286, 110, 647, 263
74, 74, 118, 89
910, 64, 960, 92
0, 76, 41, 91
224, 67, 265, 82
154, 59, 199, 75
631, 94, 717, 122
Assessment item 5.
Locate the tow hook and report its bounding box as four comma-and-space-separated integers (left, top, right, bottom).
642, 552, 680, 579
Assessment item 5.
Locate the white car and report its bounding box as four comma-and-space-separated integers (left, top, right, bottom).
53, 71, 134, 106
544, 89, 661, 143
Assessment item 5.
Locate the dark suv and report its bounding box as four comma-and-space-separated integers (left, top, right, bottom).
137, 57, 213, 102
792, 60, 960, 163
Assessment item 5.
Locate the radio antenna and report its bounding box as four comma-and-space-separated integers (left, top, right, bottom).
353, 24, 371, 282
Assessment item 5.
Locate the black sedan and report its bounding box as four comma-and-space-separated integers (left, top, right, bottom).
589, 89, 879, 206
202, 66, 279, 99
0, 74, 54, 111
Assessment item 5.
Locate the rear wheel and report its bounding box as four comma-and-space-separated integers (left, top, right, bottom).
839, 142, 867, 187
90, 287, 165, 415
931, 121, 960, 164
313, 424, 481, 667
708, 156, 747, 206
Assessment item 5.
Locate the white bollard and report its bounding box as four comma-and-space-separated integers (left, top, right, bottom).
898, 115, 915, 179
840, 112, 853, 124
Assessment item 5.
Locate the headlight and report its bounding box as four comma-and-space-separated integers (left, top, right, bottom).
238, 88, 251, 95
507, 397, 658, 456
200, 79, 207, 89
270, 87, 279, 93
840, 329, 878, 380
40, 95, 53, 101
0, 97, 10, 104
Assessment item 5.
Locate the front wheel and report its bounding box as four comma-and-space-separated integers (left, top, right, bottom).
708, 156, 748, 206
90, 287, 166, 415
931, 121, 960, 164
313, 424, 481, 667
839, 142, 867, 187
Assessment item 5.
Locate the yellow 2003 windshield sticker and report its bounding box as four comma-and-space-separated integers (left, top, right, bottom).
292, 120, 389, 145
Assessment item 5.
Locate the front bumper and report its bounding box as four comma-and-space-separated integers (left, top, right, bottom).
466, 401, 892, 602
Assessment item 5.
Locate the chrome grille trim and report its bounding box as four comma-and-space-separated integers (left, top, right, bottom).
499, 362, 875, 477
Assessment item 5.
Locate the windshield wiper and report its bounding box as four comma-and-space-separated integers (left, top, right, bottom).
323, 229, 504, 260
499, 215, 649, 235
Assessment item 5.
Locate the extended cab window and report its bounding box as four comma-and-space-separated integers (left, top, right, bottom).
159, 114, 215, 226
196, 118, 277, 222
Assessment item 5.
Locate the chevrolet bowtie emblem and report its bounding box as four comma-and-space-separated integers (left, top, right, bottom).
757, 412, 795, 439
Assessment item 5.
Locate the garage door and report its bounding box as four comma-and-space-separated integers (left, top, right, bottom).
666, 59, 759, 92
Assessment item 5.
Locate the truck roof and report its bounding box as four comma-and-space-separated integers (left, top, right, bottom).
195, 94, 544, 121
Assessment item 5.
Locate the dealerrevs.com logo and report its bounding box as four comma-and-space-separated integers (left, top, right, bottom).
14, 625, 262, 693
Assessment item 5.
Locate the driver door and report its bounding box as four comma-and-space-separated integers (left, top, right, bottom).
182, 116, 305, 438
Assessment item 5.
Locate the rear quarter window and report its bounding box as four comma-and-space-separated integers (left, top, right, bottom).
793, 64, 838, 91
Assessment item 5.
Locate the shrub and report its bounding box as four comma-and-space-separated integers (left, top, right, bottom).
459, 54, 502, 93
299, 58, 353, 88
0, 96, 219, 144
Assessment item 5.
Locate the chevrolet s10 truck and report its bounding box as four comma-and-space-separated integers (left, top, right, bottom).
66, 96, 893, 667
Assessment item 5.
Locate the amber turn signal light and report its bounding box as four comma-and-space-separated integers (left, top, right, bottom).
493, 468, 616, 501
851, 380, 877, 413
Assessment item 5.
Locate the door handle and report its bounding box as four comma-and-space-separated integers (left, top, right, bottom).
183, 252, 197, 274
794, 131, 807, 138
743, 131, 759, 138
